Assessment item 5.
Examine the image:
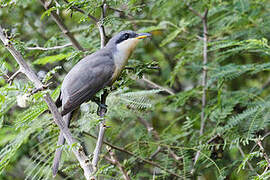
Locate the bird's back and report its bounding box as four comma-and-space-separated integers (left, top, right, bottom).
60, 48, 115, 115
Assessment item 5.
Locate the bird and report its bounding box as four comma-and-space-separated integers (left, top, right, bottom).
52, 30, 151, 176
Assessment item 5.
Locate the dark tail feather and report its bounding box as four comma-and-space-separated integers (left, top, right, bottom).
55, 92, 62, 108
52, 112, 72, 177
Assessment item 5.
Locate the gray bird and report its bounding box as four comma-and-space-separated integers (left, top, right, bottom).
52, 30, 151, 176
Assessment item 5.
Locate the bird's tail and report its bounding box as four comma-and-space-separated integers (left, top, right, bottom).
52, 112, 72, 177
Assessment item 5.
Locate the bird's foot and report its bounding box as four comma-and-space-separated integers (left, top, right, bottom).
97, 103, 107, 116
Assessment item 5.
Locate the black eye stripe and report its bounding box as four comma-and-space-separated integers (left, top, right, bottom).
116, 33, 131, 44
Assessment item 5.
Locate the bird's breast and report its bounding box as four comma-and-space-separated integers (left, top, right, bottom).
111, 50, 130, 83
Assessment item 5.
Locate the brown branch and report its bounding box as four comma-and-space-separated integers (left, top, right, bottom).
83, 132, 182, 178
250, 131, 270, 155
149, 146, 163, 160
6, 69, 22, 85
133, 75, 175, 95
39, 0, 84, 51
257, 138, 270, 167
26, 43, 72, 51
28, 82, 53, 96
105, 146, 131, 180
107, 6, 133, 19
0, 25, 93, 180
142, 76, 175, 95
186, 3, 203, 19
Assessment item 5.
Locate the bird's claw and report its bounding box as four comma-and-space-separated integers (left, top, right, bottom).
97, 103, 107, 116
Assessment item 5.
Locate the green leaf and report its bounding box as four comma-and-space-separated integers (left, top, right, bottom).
33, 53, 72, 65
160, 29, 181, 47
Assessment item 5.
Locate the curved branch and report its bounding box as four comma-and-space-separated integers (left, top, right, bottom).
26, 43, 72, 51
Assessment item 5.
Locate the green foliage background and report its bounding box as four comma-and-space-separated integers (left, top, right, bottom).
0, 0, 270, 179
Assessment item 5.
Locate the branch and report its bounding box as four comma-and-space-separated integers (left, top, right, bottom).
62, 0, 107, 48
28, 82, 53, 96
262, 78, 270, 90
39, 0, 84, 51
107, 6, 133, 19
6, 69, 22, 85
63, 0, 98, 22
141, 75, 175, 95
200, 8, 209, 137
191, 8, 209, 167
105, 146, 130, 180
186, 3, 203, 19
92, 91, 108, 172
98, 0, 107, 48
238, 146, 256, 172
83, 132, 181, 178
257, 138, 270, 167
26, 43, 73, 51
0, 25, 93, 180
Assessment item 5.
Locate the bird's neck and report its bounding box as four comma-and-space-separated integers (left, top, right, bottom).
114, 38, 139, 70
111, 39, 139, 82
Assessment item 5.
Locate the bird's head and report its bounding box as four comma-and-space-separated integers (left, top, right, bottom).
106, 30, 151, 55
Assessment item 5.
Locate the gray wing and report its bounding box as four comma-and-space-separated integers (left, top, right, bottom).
60, 51, 115, 115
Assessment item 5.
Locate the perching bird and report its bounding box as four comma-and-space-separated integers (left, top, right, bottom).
52, 30, 151, 176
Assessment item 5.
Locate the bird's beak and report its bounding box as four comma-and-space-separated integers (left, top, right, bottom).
135, 33, 152, 39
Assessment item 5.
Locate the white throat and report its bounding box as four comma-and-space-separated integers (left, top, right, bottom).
112, 38, 139, 81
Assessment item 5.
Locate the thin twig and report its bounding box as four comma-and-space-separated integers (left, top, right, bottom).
39, 0, 84, 51
149, 146, 163, 160
28, 82, 53, 96
191, 8, 209, 168
0, 25, 93, 180
63, 0, 98, 22
200, 9, 209, 137
83, 132, 182, 178
250, 131, 270, 155
134, 75, 175, 95
105, 146, 131, 180
91, 90, 108, 173
257, 138, 270, 167
98, 0, 107, 48
262, 78, 270, 90
107, 6, 134, 19
186, 3, 203, 19
26, 43, 72, 51
137, 117, 160, 141
6, 69, 21, 85
238, 146, 256, 172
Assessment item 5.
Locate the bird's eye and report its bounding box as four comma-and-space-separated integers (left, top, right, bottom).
123, 33, 129, 40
